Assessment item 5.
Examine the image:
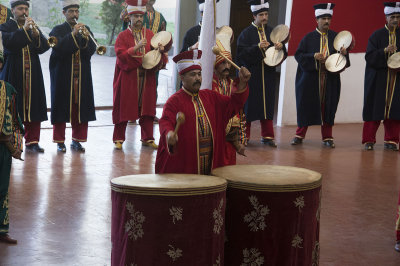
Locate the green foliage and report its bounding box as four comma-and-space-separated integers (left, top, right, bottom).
99, 0, 123, 45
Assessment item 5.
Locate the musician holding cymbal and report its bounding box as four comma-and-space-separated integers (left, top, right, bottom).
155, 50, 250, 174
237, 0, 286, 147
0, 0, 50, 153
291, 3, 350, 148
112, 0, 167, 150
363, 2, 400, 152
49, 0, 97, 152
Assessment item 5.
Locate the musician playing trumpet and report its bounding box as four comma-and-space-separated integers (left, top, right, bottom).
48, 0, 97, 152
0, 0, 50, 153
237, 0, 286, 147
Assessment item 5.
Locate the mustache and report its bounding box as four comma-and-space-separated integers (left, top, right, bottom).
193, 81, 201, 86
223, 68, 230, 72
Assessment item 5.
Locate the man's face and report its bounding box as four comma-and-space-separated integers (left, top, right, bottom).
181, 70, 202, 93
63, 7, 80, 24
215, 60, 231, 79
253, 11, 268, 26
11, 5, 29, 22
386, 14, 400, 29
130, 13, 144, 28
316, 16, 331, 32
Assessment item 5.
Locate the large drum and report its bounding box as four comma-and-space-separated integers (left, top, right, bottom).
111, 174, 227, 266
212, 165, 322, 266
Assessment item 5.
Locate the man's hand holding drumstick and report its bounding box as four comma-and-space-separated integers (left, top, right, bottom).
167, 112, 185, 154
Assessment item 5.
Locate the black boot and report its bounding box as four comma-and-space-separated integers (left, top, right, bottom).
26, 143, 44, 153
364, 143, 374, 151
261, 138, 277, 147
291, 137, 303, 145
57, 143, 66, 152
322, 139, 335, 148
384, 142, 399, 151
71, 140, 85, 152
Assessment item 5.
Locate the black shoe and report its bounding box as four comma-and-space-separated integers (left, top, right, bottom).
70, 140, 85, 152
261, 138, 277, 147
323, 140, 335, 148
291, 137, 303, 145
26, 143, 44, 153
384, 143, 399, 151
395, 241, 400, 252
364, 143, 374, 151
57, 143, 66, 152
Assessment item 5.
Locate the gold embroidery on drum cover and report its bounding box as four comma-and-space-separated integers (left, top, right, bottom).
2, 193, 9, 226
293, 196, 305, 212
213, 254, 221, 266
316, 190, 322, 222
241, 248, 265, 266
125, 202, 145, 241
213, 199, 224, 234
291, 234, 304, 248
169, 206, 183, 224
166, 245, 182, 261
244, 196, 270, 232
312, 242, 320, 266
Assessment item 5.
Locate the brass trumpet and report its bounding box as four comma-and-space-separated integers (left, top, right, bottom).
24, 15, 58, 48
74, 18, 107, 55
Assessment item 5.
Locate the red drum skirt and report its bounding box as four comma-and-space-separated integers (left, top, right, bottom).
111, 174, 227, 266
212, 165, 322, 266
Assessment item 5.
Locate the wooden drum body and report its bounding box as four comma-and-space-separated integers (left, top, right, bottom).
111, 174, 227, 266
212, 165, 322, 266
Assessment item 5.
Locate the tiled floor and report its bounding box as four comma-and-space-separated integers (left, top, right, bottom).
0, 120, 400, 265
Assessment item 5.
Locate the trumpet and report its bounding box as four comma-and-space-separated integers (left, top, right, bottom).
74, 18, 107, 55
24, 15, 58, 48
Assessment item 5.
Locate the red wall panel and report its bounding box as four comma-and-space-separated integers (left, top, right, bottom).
288, 0, 387, 55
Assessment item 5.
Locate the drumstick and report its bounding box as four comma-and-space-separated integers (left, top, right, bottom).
212, 46, 241, 70
335, 45, 344, 67
174, 112, 185, 134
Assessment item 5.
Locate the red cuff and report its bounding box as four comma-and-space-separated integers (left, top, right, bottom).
128, 47, 141, 57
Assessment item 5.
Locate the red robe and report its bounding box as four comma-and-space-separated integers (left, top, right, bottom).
112, 27, 166, 124
212, 75, 245, 166
155, 87, 249, 174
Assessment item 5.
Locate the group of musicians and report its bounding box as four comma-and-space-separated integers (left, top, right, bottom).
0, 0, 400, 252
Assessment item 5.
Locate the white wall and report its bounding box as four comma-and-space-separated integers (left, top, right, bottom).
277, 53, 366, 126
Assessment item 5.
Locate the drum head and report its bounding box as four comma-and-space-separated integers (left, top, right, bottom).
212, 165, 321, 192
333, 30, 354, 51
216, 26, 234, 41
111, 174, 227, 195
325, 53, 347, 73
388, 52, 400, 70
263, 46, 285, 67
142, 50, 162, 70
151, 31, 172, 50
270, 24, 290, 44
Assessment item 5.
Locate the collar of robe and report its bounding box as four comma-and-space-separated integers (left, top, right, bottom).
385, 24, 398, 34
316, 28, 328, 36
182, 87, 199, 97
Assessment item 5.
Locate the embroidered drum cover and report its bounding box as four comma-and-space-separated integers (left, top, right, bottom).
111, 174, 227, 266
212, 165, 322, 266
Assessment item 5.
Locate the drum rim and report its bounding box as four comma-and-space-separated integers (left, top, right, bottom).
111, 174, 227, 196
325, 53, 347, 73
211, 165, 322, 192
263, 47, 285, 67
333, 30, 354, 51
388, 52, 400, 69
142, 50, 162, 69
270, 24, 290, 44
151, 31, 172, 49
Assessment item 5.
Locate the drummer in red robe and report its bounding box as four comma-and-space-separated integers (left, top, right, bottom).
155, 50, 250, 174
112, 0, 167, 150
212, 27, 246, 166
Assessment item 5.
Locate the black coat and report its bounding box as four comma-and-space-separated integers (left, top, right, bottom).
49, 22, 96, 124
237, 23, 285, 122
295, 29, 350, 127
0, 19, 49, 122
363, 26, 400, 121
180, 24, 201, 52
